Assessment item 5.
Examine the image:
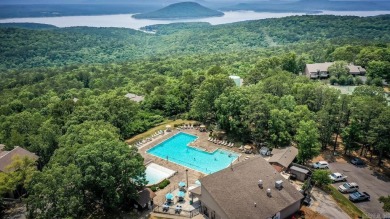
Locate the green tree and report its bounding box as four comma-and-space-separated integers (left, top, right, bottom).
367, 60, 390, 82
191, 74, 235, 122
268, 109, 292, 147
296, 120, 320, 164
0, 156, 37, 197
27, 164, 84, 219
74, 139, 146, 211
341, 121, 361, 155
370, 107, 390, 166
328, 61, 349, 79
312, 169, 332, 188
215, 87, 251, 141
379, 195, 390, 212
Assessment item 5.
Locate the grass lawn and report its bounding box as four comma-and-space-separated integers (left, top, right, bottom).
326, 185, 369, 219
125, 119, 197, 145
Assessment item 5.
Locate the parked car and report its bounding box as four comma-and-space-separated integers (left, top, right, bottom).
349, 191, 370, 202
312, 161, 329, 169
259, 147, 271, 156
329, 172, 347, 182
350, 157, 365, 166
338, 182, 359, 193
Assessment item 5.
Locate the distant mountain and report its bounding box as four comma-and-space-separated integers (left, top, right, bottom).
132, 2, 224, 20
222, 0, 390, 12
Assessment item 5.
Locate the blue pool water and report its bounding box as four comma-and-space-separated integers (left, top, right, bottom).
147, 132, 239, 174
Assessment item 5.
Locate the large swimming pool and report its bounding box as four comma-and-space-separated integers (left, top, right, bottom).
147, 132, 239, 174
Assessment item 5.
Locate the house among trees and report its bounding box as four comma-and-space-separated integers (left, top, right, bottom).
197, 157, 303, 219
268, 146, 298, 172
0, 146, 38, 173
305, 62, 366, 79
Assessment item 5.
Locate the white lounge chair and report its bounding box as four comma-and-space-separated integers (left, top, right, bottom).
231, 143, 235, 148
208, 137, 211, 141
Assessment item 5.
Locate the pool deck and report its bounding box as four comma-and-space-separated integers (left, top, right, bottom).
136, 128, 247, 207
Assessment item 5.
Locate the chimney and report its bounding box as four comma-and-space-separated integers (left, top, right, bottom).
267, 188, 272, 197
258, 180, 263, 189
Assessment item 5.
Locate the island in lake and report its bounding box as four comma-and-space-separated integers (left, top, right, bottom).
132, 2, 224, 20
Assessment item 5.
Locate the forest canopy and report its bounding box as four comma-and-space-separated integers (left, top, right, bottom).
0, 14, 389, 218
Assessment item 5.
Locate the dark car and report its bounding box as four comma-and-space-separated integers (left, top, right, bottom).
351, 157, 365, 165
349, 191, 370, 202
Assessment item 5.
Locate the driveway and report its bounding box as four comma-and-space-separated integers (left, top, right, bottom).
309, 187, 351, 219
329, 162, 390, 219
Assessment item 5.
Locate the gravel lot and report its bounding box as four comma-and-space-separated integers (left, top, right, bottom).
329, 162, 390, 219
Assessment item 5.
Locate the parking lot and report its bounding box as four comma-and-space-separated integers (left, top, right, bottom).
329, 162, 390, 218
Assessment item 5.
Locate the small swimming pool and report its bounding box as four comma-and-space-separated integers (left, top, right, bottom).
145, 163, 176, 186
147, 132, 239, 174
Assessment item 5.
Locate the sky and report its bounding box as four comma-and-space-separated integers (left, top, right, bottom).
0, 0, 389, 5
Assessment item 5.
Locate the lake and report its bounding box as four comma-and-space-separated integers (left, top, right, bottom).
0, 10, 390, 30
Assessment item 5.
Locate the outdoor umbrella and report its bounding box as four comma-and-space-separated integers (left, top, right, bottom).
177, 191, 185, 197
166, 193, 174, 200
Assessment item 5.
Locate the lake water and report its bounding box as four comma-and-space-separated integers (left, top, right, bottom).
0, 10, 390, 30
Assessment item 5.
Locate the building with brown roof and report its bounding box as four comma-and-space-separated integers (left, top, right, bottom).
198, 156, 303, 219
268, 146, 298, 172
136, 188, 156, 209
0, 146, 38, 173
305, 62, 366, 79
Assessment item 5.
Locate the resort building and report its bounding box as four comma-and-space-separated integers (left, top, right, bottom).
305, 62, 366, 79
0, 146, 38, 173
197, 156, 303, 219
268, 146, 298, 172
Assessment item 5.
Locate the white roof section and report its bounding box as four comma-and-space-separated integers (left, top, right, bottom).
125, 93, 144, 103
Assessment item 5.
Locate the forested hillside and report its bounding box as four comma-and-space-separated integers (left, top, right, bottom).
1, 15, 390, 70
132, 2, 224, 19
0, 15, 390, 218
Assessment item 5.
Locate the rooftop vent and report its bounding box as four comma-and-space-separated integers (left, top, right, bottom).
258, 180, 263, 189
267, 188, 272, 197
275, 180, 283, 190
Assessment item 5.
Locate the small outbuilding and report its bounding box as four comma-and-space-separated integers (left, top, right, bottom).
268, 146, 298, 172
289, 165, 310, 182
136, 188, 156, 210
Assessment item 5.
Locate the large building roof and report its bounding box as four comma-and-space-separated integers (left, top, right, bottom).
0, 146, 38, 172
306, 62, 334, 73
306, 62, 366, 74
200, 156, 303, 219
268, 146, 298, 169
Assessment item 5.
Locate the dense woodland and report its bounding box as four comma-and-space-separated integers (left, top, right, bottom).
0, 15, 389, 218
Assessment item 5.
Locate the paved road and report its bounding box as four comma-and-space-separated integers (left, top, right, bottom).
329, 162, 390, 219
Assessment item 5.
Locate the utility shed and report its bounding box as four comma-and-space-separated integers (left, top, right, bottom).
290, 166, 310, 182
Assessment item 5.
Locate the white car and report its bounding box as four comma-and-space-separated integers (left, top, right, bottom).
312, 161, 329, 169
329, 172, 347, 182
338, 182, 359, 193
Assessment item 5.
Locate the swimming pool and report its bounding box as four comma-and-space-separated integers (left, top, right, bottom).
145, 163, 176, 186
147, 132, 239, 174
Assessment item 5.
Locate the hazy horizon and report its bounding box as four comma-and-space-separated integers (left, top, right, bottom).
1, 0, 390, 4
